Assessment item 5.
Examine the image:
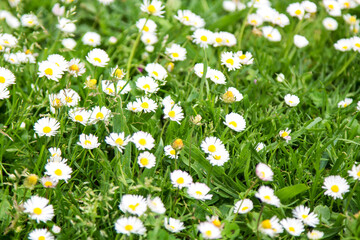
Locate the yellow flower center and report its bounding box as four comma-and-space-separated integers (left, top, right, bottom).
229, 121, 237, 128
344, 2, 350, 8
143, 84, 150, 90
89, 38, 94, 43
357, 171, 360, 177
176, 177, 184, 184
96, 112, 104, 119
139, 138, 146, 146
213, 155, 221, 160
38, 236, 45, 240
242, 206, 249, 211
205, 230, 212, 237
43, 126, 51, 133
75, 115, 83, 122
289, 227, 295, 232
115, 69, 123, 78
84, 140, 91, 145
33, 207, 42, 215
65, 96, 72, 103
200, 35, 207, 42
295, 9, 302, 15
251, 19, 257, 24
87, 79, 97, 88
267, 33, 273, 38
331, 185, 339, 192
25, 49, 31, 54
54, 169, 62, 176
183, 16, 189, 21
355, 43, 360, 48
343, 46, 348, 50
140, 157, 149, 166
125, 224, 133, 231
44, 68, 53, 76
147, 4, 156, 13
70, 64, 79, 71
302, 214, 308, 219
328, 4, 334, 9
94, 57, 101, 63
44, 181, 53, 187
281, 132, 289, 137
261, 220, 271, 229
264, 195, 271, 200
170, 149, 176, 155
106, 87, 113, 93
226, 58, 234, 65
27, 175, 38, 184
239, 54, 246, 60
208, 145, 216, 153
152, 71, 158, 77
143, 25, 149, 32
195, 191, 202, 195
129, 203, 139, 211
212, 219, 221, 227
115, 138, 124, 145
168, 110, 176, 118
215, 37, 222, 43
141, 102, 149, 109
0, 76, 5, 83
172, 52, 179, 58
350, 16, 356, 23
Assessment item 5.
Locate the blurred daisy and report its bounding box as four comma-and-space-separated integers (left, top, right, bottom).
136, 18, 157, 33
234, 199, 253, 214
279, 128, 291, 142
45, 161, 72, 182
348, 164, 360, 180
255, 142, 266, 152
115, 216, 146, 235
40, 176, 58, 188
235, 51, 254, 65
48, 54, 68, 72
302, 1, 317, 13
206, 148, 230, 166
117, 80, 132, 94
59, 88, 80, 107
147, 196, 166, 214
165, 44, 187, 61
68, 58, 86, 77
307, 230, 324, 239
164, 145, 178, 159
221, 51, 241, 71
224, 112, 246, 132
287, 2, 305, 20
34, 117, 60, 137
192, 28, 214, 48
69, 108, 91, 125
338, 98, 353, 108
322, 175, 349, 199
119, 194, 147, 216
294, 35, 309, 48
201, 136, 225, 155
62, 38, 77, 50
259, 216, 283, 237
334, 39, 352, 52
136, 76, 159, 94
105, 132, 130, 152
145, 63, 167, 81
164, 217, 185, 233
351, 36, 360, 52
256, 163, 273, 181
140, 0, 165, 17
248, 14, 263, 27
57, 18, 76, 33
323, 17, 338, 31
293, 205, 319, 227
208, 69, 226, 85
141, 32, 158, 45
0, 85, 10, 100
198, 222, 222, 239
52, 3, 65, 16
38, 61, 63, 81
131, 131, 155, 150
194, 63, 211, 78
187, 182, 212, 200
24, 196, 54, 223
127, 101, 140, 112
135, 97, 158, 113
111, 66, 126, 80
102, 80, 116, 96
255, 186, 280, 207
28, 228, 54, 240
171, 170, 193, 189
82, 32, 101, 47
137, 151, 156, 169
280, 218, 304, 236
21, 14, 38, 27
324, 1, 341, 16
163, 104, 184, 124
49, 147, 61, 159
90, 106, 112, 123
0, 33, 18, 48
262, 26, 281, 42
0, 67, 16, 87
284, 94, 300, 107
86, 48, 110, 67
222, 87, 243, 103
77, 133, 101, 149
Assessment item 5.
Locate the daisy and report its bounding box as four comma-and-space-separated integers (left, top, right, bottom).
111, 66, 126, 80
170, 170, 193, 189
223, 0, 246, 11
294, 35, 309, 48
208, 69, 226, 85
136, 18, 157, 33
135, 97, 158, 113
40, 176, 58, 188
163, 104, 184, 123
338, 98, 353, 108
220, 32, 237, 47
262, 26, 281, 42
38, 61, 63, 81
4, 53, 20, 65
45, 161, 72, 182
234, 199, 253, 214
284, 94, 300, 107
287, 2, 305, 20
119, 194, 147, 216
82, 32, 101, 47
21, 14, 38, 27
222, 87, 243, 103
165, 44, 187, 61
0, 85, 10, 100
52, 3, 65, 16
164, 145, 178, 159
140, 0, 165, 17
102, 80, 116, 95
273, 13, 290, 27
257, 7, 278, 23
105, 132, 130, 152
145, 63, 167, 81
59, 88, 80, 107
206, 148, 230, 166
62, 38, 77, 50
348, 164, 360, 180
307, 230, 324, 239
192, 28, 214, 48
201, 136, 225, 155
77, 133, 101, 149
198, 222, 222, 239
323, 0, 341, 16
115, 216, 146, 235
162, 95, 175, 108
174, 10, 205, 28
49, 147, 61, 159
137, 151, 156, 169
323, 17, 338, 31
279, 128, 291, 142
86, 48, 110, 67
141, 32, 158, 45
302, 1, 317, 13
187, 182, 212, 200
136, 76, 159, 94
90, 106, 112, 123
322, 175, 349, 199
131, 131, 155, 150
117, 80, 132, 94
334, 39, 352, 52
343, 14, 357, 25
57, 18, 76, 33
235, 51, 254, 65
68, 58, 86, 77
69, 108, 91, 126
127, 101, 140, 112
255, 142, 266, 152
24, 196, 54, 223
34, 117, 60, 137
0, 33, 17, 48
256, 163, 273, 181
221, 52, 241, 71
351, 36, 360, 52
147, 196, 166, 214
47, 54, 68, 72
194, 63, 211, 78
293, 205, 319, 227
259, 216, 283, 237
248, 13, 264, 27
28, 228, 54, 240
164, 217, 185, 233
280, 218, 304, 236
224, 113, 246, 132
255, 186, 281, 207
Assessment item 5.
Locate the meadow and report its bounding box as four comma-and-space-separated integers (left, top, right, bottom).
0, 0, 360, 239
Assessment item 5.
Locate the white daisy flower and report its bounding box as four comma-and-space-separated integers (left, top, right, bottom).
41, 176, 58, 188
208, 69, 226, 85
338, 98, 353, 108
255, 142, 266, 152
307, 230, 324, 239
163, 104, 184, 124
0, 33, 18, 48
28, 228, 54, 240
248, 13, 264, 27
348, 164, 360, 180
324, 0, 341, 16
235, 51, 254, 65
101, 80, 116, 96
49, 147, 61, 159
222, 87, 243, 103
302, 1, 317, 13
69, 108, 91, 126
198, 222, 222, 239
105, 132, 130, 152
171, 170, 193, 189
162, 95, 175, 108
194, 63, 211, 78
90, 106, 112, 123
259, 216, 283, 237
117, 80, 132, 94
38, 61, 63, 82
256, 163, 273, 181
82, 32, 101, 47
224, 112, 246, 132
59, 88, 80, 107
115, 216, 146, 235
135, 97, 158, 113
322, 175, 350, 199
164, 217, 185, 233
322, 17, 338, 31
280, 218, 305, 236
68, 58, 86, 77
24, 196, 54, 223
21, 14, 38, 27
164, 145, 178, 159
136, 18, 157, 33
273, 13, 290, 27
0, 67, 16, 87
86, 48, 110, 67
140, 0, 165, 17
187, 182, 212, 200
145, 63, 167, 81
138, 151, 156, 169
255, 186, 281, 207
0, 85, 10, 100
262, 26, 282, 42
34, 117, 60, 137
52, 3, 65, 16
77, 133, 101, 149
56, 18, 76, 33
141, 32, 158, 45
127, 101, 140, 112
201, 136, 225, 155
334, 38, 352, 52
294, 35, 309, 48
206, 148, 230, 166
45, 161, 72, 182
234, 199, 253, 214
284, 94, 300, 107
62, 38, 77, 50
47, 54, 68, 72
221, 51, 241, 71
279, 128, 292, 142
293, 205, 319, 227
351, 36, 360, 52
131, 131, 155, 150
136, 76, 159, 94
343, 14, 357, 25
119, 194, 147, 216
165, 44, 187, 61
192, 28, 214, 48
287, 2, 305, 20
147, 196, 166, 214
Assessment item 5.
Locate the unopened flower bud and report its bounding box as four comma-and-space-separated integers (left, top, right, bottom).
23, 174, 38, 189
222, 91, 235, 103
172, 139, 184, 150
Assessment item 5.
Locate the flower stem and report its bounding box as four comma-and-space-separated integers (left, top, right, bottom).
344, 180, 358, 213
336, 52, 357, 77
238, 4, 254, 49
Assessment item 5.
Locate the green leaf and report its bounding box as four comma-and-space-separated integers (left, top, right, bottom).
275, 184, 308, 201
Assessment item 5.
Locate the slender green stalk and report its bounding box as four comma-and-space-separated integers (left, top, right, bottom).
335, 52, 357, 77
344, 181, 358, 213
238, 4, 254, 49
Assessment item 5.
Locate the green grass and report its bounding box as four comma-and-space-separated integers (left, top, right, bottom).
1, 0, 360, 239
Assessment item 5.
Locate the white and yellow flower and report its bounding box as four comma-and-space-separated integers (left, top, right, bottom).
131, 131, 155, 150
284, 94, 300, 107
234, 199, 253, 214
90, 106, 112, 123
338, 98, 353, 108
322, 175, 349, 199
164, 217, 185, 233
256, 163, 273, 181
259, 216, 283, 237
135, 97, 158, 113
192, 28, 214, 48
292, 205, 319, 227
140, 0, 165, 17
86, 48, 110, 67
77, 133, 101, 149
224, 112, 246, 132
119, 194, 147, 216
198, 222, 222, 239
187, 182, 212, 200
24, 196, 54, 223
147, 196, 166, 214
145, 63, 167, 81
34, 117, 60, 137
45, 161, 72, 182
348, 163, 360, 180
171, 170, 193, 189
280, 218, 305, 236
69, 108, 91, 126
82, 31, 101, 47
221, 51, 241, 71
165, 44, 187, 61
115, 216, 146, 235
0, 67, 16, 87
105, 132, 130, 152
136, 76, 159, 94
137, 151, 156, 169
255, 186, 281, 207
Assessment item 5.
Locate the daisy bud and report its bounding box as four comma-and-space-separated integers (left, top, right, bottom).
222, 91, 235, 103
84, 77, 97, 90
190, 114, 202, 125
172, 138, 184, 151
52, 225, 61, 234
24, 174, 38, 189
166, 62, 174, 72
